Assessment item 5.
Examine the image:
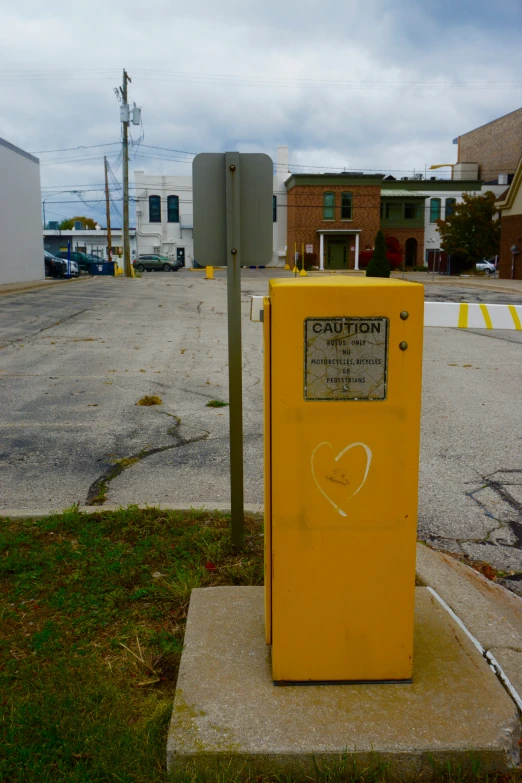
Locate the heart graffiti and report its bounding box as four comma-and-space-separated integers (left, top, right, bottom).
311, 441, 372, 517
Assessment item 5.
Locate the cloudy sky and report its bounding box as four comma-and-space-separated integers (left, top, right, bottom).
2, 0, 522, 227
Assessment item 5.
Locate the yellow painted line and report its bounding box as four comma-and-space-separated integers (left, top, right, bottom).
479, 304, 493, 329
458, 303, 468, 328
508, 305, 522, 330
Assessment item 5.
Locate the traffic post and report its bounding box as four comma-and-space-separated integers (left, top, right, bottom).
193, 152, 273, 546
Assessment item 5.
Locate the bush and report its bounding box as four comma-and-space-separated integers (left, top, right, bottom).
359, 236, 402, 271
366, 231, 391, 278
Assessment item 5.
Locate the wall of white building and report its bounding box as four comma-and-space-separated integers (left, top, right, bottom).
0, 138, 43, 285
272, 146, 289, 267
134, 173, 194, 265
423, 183, 503, 259
133, 146, 290, 267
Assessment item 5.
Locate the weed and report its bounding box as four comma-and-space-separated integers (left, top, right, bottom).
206, 400, 229, 408
138, 395, 163, 406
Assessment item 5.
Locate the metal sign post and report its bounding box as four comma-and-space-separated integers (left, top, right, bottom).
225, 152, 244, 546
193, 152, 273, 547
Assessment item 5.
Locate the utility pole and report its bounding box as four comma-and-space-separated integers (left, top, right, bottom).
121, 69, 132, 277
104, 156, 112, 265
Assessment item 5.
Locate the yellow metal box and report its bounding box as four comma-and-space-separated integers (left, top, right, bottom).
264, 277, 424, 683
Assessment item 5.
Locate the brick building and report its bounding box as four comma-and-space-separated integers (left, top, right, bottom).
454, 107, 522, 182
286, 174, 382, 270
285, 174, 481, 270
496, 154, 522, 280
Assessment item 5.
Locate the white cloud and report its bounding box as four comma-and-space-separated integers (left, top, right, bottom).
1, 0, 521, 224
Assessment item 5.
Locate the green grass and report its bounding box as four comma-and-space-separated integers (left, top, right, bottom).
0, 507, 263, 782
1, 507, 520, 783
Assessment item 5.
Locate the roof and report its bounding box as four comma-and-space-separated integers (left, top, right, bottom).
0, 136, 39, 164
455, 107, 522, 140
381, 189, 427, 198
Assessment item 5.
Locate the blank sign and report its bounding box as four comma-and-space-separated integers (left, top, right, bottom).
193, 152, 273, 267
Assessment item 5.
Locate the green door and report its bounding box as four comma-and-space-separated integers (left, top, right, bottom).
326, 239, 347, 269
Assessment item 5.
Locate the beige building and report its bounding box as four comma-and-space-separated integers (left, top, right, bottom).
454, 107, 522, 183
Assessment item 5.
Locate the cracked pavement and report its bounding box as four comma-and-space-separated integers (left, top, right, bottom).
0, 271, 521, 593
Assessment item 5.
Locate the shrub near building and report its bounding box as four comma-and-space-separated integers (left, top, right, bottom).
366, 231, 391, 278
359, 235, 403, 271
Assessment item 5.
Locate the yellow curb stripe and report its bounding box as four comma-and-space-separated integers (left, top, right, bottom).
458, 303, 468, 328
508, 305, 522, 331
479, 304, 493, 329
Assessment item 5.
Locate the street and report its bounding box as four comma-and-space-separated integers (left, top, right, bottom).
0, 270, 521, 592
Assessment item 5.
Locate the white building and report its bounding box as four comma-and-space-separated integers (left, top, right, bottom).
0, 137, 43, 285
43, 228, 137, 261
133, 146, 290, 267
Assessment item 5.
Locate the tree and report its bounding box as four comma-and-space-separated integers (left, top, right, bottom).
436, 192, 500, 264
59, 216, 98, 230
366, 230, 390, 278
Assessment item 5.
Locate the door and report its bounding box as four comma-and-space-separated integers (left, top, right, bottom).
176, 248, 185, 267
405, 238, 418, 267
326, 238, 348, 269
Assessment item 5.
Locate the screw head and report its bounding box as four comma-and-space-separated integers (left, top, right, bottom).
399, 341, 408, 351
231, 248, 237, 255
229, 164, 236, 171
400, 311, 409, 320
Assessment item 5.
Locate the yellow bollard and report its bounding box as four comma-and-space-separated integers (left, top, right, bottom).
299, 241, 308, 277
205, 266, 214, 280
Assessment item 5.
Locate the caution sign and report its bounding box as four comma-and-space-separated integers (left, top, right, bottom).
304, 317, 388, 401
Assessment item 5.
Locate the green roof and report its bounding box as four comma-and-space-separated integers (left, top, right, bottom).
381, 190, 427, 198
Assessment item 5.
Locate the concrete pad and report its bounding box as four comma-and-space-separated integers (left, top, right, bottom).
167, 587, 520, 778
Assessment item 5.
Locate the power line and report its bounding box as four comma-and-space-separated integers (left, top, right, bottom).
31, 142, 120, 154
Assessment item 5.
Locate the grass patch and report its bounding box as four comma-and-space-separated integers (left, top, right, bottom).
206, 400, 229, 408
2, 510, 520, 783
0, 507, 263, 782
137, 395, 162, 406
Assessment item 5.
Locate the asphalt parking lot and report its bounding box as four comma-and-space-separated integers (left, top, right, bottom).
0, 269, 521, 591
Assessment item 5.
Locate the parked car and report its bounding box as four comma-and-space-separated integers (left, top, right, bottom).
132, 254, 182, 272
55, 250, 91, 273
44, 251, 79, 278
475, 257, 498, 275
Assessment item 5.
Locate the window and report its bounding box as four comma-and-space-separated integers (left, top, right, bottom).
430, 198, 441, 223
149, 195, 161, 223
273, 195, 277, 223
167, 195, 179, 223
323, 192, 335, 220
445, 198, 456, 218
385, 202, 402, 220
341, 192, 352, 220
404, 202, 420, 219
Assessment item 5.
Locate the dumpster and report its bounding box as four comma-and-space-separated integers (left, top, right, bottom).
90, 261, 116, 276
